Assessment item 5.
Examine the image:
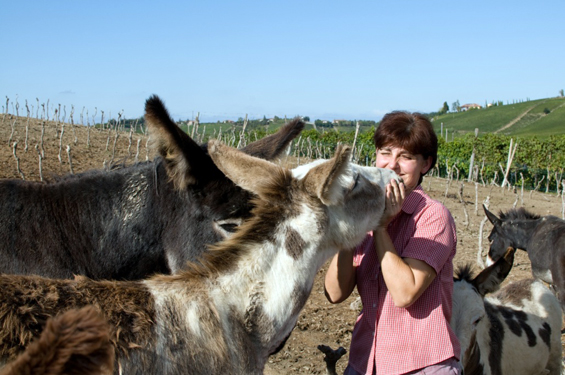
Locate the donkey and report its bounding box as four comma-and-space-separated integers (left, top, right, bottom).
483, 205, 565, 311
0, 306, 114, 375
0, 141, 398, 374
452, 247, 562, 375
0, 95, 303, 280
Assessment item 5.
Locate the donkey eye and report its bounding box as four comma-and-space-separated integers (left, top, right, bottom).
214, 218, 243, 238
220, 223, 239, 233
472, 316, 483, 327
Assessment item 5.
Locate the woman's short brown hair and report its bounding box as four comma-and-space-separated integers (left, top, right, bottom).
373, 111, 437, 181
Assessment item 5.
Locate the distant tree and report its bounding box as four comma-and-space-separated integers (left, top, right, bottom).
441, 102, 449, 114
543, 108, 551, 114
303, 116, 310, 122
560, 89, 564, 97
451, 100, 460, 112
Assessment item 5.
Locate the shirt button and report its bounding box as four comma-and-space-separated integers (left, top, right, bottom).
372, 303, 377, 308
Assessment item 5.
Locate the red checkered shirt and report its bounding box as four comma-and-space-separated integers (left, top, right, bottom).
348, 186, 460, 375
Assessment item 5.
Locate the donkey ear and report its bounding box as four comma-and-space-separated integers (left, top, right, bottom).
241, 117, 304, 159
145, 95, 217, 190
303, 145, 352, 205
483, 205, 501, 227
208, 139, 282, 197
473, 247, 515, 296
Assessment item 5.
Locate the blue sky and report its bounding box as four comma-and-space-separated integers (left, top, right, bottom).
2, 1, 564, 123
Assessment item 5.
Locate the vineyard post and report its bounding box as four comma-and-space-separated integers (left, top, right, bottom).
58, 120, 65, 164
545, 159, 551, 194
529, 175, 545, 199
474, 182, 479, 216
40, 120, 45, 158
87, 112, 91, 148
55, 105, 61, 138
191, 112, 200, 139
35, 144, 43, 182
70, 105, 77, 145
467, 131, 479, 182
99, 111, 104, 133
128, 128, 133, 158
477, 197, 491, 269
66, 145, 74, 174
501, 138, 517, 188
135, 138, 141, 163
24, 100, 30, 152
458, 182, 469, 228
8, 119, 16, 146
351, 121, 360, 162
236, 114, 248, 149
13, 142, 25, 180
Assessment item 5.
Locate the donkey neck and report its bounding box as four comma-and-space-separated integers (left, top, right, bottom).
505, 219, 541, 251
212, 219, 336, 363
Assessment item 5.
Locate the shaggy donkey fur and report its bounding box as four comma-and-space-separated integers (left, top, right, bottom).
0, 141, 398, 374
0, 306, 114, 375
452, 247, 562, 375
0, 95, 303, 280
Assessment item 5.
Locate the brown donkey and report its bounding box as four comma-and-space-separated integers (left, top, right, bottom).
0, 141, 398, 374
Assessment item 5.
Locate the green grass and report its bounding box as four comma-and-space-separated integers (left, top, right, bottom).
431, 97, 565, 138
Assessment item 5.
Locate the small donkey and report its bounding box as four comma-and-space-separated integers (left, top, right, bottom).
0, 141, 398, 374
451, 247, 562, 375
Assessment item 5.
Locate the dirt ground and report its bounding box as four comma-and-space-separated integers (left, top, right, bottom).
1, 114, 564, 374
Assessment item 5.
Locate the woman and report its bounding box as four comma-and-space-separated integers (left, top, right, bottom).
324, 111, 461, 375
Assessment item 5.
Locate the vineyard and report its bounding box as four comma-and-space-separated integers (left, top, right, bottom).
1, 99, 565, 374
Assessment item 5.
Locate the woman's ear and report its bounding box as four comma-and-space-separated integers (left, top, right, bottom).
421, 156, 433, 175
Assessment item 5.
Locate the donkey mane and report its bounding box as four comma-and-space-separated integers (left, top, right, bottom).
454, 264, 475, 282
499, 207, 541, 221
156, 167, 295, 281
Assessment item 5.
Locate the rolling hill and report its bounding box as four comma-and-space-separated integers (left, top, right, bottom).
431, 96, 565, 138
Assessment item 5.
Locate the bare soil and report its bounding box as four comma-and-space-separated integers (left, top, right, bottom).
1, 114, 563, 374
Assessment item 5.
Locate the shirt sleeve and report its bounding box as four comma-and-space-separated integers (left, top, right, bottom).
401, 203, 456, 274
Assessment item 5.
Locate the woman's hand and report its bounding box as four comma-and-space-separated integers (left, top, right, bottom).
378, 178, 405, 228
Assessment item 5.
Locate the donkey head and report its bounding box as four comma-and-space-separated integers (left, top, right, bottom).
451, 247, 516, 361
483, 205, 526, 267
143, 95, 304, 271
208, 141, 400, 253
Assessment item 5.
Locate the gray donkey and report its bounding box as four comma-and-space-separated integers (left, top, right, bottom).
0, 141, 398, 374
0, 95, 303, 280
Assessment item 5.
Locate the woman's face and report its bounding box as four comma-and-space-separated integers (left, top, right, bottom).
375, 145, 432, 192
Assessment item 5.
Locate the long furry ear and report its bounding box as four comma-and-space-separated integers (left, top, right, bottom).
208, 139, 284, 197
302, 145, 351, 205
473, 247, 515, 296
241, 117, 304, 159
483, 205, 501, 227
145, 95, 218, 189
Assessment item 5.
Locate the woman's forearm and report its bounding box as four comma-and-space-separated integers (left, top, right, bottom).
373, 228, 435, 308
324, 250, 356, 304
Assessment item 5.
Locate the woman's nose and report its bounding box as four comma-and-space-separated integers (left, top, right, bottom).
387, 157, 399, 169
